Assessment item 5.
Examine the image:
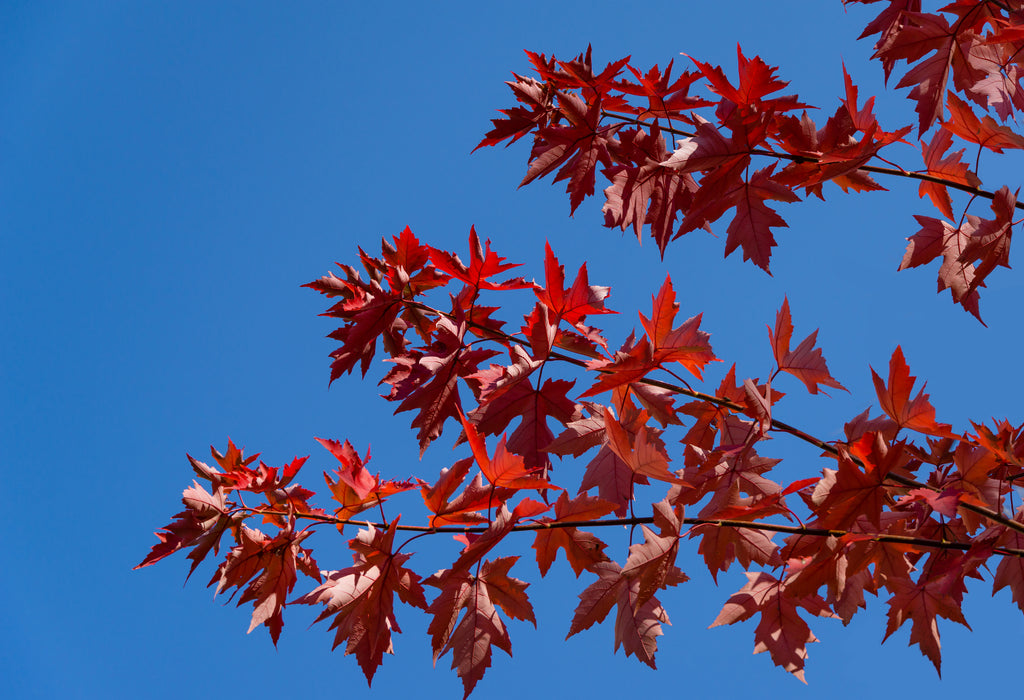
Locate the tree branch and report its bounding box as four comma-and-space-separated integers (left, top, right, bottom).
246, 506, 1024, 558
399, 298, 1024, 535
601, 109, 1024, 209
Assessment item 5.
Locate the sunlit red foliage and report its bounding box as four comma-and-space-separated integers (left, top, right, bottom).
138, 2, 1024, 696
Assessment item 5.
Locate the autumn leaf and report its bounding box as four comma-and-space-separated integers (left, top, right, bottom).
661, 116, 751, 174
602, 126, 698, 251
622, 500, 686, 608
382, 316, 500, 453
993, 510, 1024, 613
304, 262, 407, 380
710, 571, 834, 682
943, 93, 1024, 153
458, 411, 561, 492
638, 275, 716, 375
426, 556, 535, 699
427, 227, 532, 292
419, 457, 515, 527
899, 215, 983, 319
534, 242, 614, 328
475, 75, 553, 150
603, 407, 687, 486
871, 346, 956, 437
918, 127, 981, 219
316, 437, 376, 500
567, 559, 686, 669
293, 519, 427, 684
768, 297, 846, 395
815, 432, 903, 530
467, 350, 577, 473
884, 548, 986, 674
319, 441, 421, 525
209, 523, 320, 646
135, 480, 240, 578
958, 186, 1016, 300
520, 90, 619, 213
532, 492, 616, 576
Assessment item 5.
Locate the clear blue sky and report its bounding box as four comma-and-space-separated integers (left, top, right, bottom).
4, 2, 1023, 698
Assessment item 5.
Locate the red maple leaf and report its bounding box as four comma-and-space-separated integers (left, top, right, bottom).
532, 492, 616, 577
466, 347, 577, 473
710, 571, 834, 682
679, 444, 782, 513
944, 92, 1024, 152
198, 439, 262, 492
135, 480, 240, 578
899, 215, 985, 318
419, 457, 514, 527
305, 260, 408, 380
459, 412, 560, 492
883, 547, 987, 674
671, 158, 799, 272
547, 404, 608, 458
548, 404, 647, 516
520, 90, 619, 213
917, 127, 982, 219
622, 500, 688, 608
638, 275, 717, 373
318, 438, 420, 524
534, 242, 614, 328
529, 46, 630, 95
872, 11, 985, 134
316, 437, 376, 500
581, 280, 715, 400
689, 484, 784, 582
293, 519, 427, 684
475, 75, 554, 151
773, 107, 887, 197
723, 166, 801, 272
381, 316, 500, 453
851, 0, 923, 78
958, 186, 1016, 298
567, 557, 687, 669
189, 442, 323, 528
871, 346, 956, 437
692, 520, 780, 583
612, 61, 712, 119
602, 126, 699, 253
426, 556, 536, 699
603, 407, 687, 486
993, 509, 1024, 612
687, 46, 804, 117
661, 117, 752, 174
579, 443, 641, 517
209, 523, 320, 646
427, 227, 532, 293
768, 297, 846, 395
815, 432, 904, 530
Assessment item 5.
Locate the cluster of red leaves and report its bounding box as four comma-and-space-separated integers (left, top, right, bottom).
138, 3, 1024, 695
480, 2, 1024, 320
140, 223, 1024, 694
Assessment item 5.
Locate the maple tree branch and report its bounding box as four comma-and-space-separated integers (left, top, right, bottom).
248, 506, 1024, 558
400, 298, 1024, 535
601, 109, 1024, 209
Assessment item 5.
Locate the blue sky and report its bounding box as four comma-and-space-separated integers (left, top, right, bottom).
4, 2, 1024, 698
